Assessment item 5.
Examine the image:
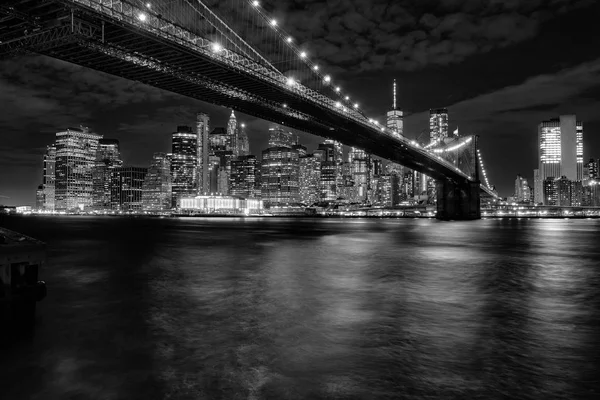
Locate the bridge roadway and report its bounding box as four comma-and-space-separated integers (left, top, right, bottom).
1, 0, 496, 218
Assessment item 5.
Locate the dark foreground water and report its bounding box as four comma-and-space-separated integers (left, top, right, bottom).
1, 216, 600, 400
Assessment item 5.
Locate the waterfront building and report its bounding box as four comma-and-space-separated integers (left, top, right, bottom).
538, 115, 583, 184
317, 142, 337, 201
142, 152, 172, 212
92, 138, 122, 211
230, 155, 260, 198
368, 159, 383, 202
35, 185, 44, 210
349, 147, 369, 203
180, 195, 263, 214
533, 168, 542, 205
386, 79, 403, 136
299, 153, 321, 205
261, 146, 300, 206
376, 174, 398, 207
54, 126, 102, 211
171, 125, 197, 207
543, 177, 558, 206
429, 108, 449, 144
42, 144, 56, 211
514, 174, 531, 204
196, 112, 210, 194
110, 167, 148, 211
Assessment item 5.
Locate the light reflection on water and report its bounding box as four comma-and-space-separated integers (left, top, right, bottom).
1, 216, 599, 399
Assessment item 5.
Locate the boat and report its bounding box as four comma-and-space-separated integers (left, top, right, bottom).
0, 227, 47, 333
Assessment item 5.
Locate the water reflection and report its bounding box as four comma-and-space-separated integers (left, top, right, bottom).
1, 216, 599, 399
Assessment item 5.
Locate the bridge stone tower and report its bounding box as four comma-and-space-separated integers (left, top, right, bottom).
435, 135, 481, 220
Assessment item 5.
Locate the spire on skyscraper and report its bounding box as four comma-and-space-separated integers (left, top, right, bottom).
393, 79, 397, 110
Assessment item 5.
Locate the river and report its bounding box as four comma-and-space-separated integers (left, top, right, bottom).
1, 216, 599, 399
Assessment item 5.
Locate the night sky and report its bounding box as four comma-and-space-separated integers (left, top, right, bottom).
1, 0, 600, 205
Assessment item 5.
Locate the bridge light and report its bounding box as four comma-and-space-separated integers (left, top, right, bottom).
313, 65, 319, 71
368, 118, 373, 123
286, 77, 295, 86
211, 43, 222, 53
344, 96, 349, 101
335, 101, 341, 108
335, 86, 340, 92
354, 103, 359, 109
286, 37, 293, 43
137, 13, 147, 22
300, 51, 307, 58
324, 75, 331, 83
270, 19, 277, 26
146, 3, 151, 8
241, 123, 246, 128
282, 103, 287, 108
252, 1, 259, 6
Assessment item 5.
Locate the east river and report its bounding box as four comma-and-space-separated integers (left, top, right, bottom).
1, 216, 599, 399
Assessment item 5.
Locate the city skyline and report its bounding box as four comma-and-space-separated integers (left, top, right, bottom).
2, 1, 600, 204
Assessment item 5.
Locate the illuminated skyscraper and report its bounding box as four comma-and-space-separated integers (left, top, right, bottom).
317, 142, 337, 201
587, 158, 598, 180
236, 122, 250, 157
268, 126, 294, 148
514, 174, 531, 204
171, 125, 198, 207
142, 152, 172, 212
110, 167, 147, 211
538, 115, 583, 183
227, 110, 238, 155
55, 127, 102, 211
349, 147, 369, 203
230, 155, 260, 198
196, 112, 210, 194
42, 144, 56, 210
386, 79, 403, 135
261, 147, 300, 205
92, 139, 122, 211
429, 108, 449, 144
299, 153, 322, 205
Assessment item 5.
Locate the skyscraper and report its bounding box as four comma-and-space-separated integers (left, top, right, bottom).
268, 126, 294, 148
110, 167, 148, 211
299, 153, 322, 205
171, 125, 198, 207
55, 127, 102, 211
196, 112, 210, 194
236, 122, 250, 157
142, 152, 172, 212
261, 147, 300, 205
92, 138, 122, 211
318, 142, 337, 201
429, 108, 449, 144
349, 147, 369, 203
586, 158, 598, 181
386, 79, 403, 135
514, 174, 531, 204
227, 110, 238, 155
538, 115, 583, 183
42, 144, 56, 211
230, 155, 260, 198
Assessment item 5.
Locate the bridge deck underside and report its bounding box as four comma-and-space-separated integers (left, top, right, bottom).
3, 0, 473, 184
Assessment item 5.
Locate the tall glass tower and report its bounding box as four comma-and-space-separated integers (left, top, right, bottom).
386, 79, 403, 135
42, 144, 56, 211
92, 138, 122, 211
196, 112, 210, 195
429, 108, 449, 144
142, 152, 172, 211
171, 125, 198, 207
538, 115, 583, 182
55, 127, 102, 211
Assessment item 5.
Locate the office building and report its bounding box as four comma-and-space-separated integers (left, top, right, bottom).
196, 112, 210, 194
317, 142, 337, 201
142, 153, 172, 212
42, 144, 56, 211
386, 79, 403, 135
36, 185, 44, 210
227, 111, 239, 155
230, 155, 260, 198
538, 115, 583, 183
92, 139, 122, 211
171, 125, 198, 207
430, 108, 449, 144
586, 158, 598, 181
533, 168, 542, 205
180, 195, 263, 214
299, 153, 322, 205
110, 167, 147, 211
261, 146, 300, 205
514, 174, 531, 204
55, 127, 102, 211
209, 127, 230, 152
236, 122, 250, 157
349, 147, 369, 203
268, 126, 294, 148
